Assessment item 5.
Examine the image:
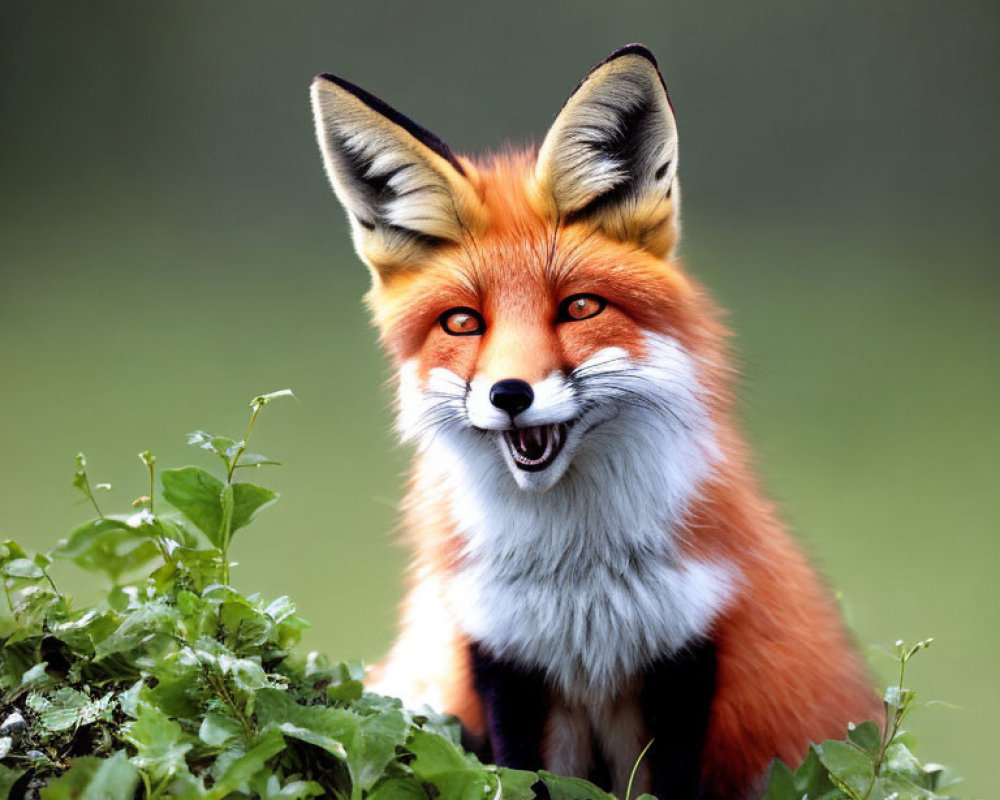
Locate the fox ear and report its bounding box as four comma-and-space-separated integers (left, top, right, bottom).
535, 44, 680, 258
311, 73, 484, 277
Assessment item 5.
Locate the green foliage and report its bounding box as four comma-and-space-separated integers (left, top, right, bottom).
762, 639, 964, 800
0, 394, 966, 799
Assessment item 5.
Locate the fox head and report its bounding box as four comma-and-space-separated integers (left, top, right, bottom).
311, 45, 726, 497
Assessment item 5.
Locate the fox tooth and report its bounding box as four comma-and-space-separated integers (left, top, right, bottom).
531, 427, 544, 447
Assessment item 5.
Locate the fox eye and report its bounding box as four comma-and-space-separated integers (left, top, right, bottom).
557, 294, 607, 322
439, 307, 486, 336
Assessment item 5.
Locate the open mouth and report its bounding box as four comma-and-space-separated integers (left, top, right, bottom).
502, 423, 570, 472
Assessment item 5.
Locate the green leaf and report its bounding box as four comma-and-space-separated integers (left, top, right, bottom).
350, 708, 410, 792
0, 540, 28, 563
249, 773, 326, 799
230, 482, 278, 532
0, 764, 25, 800
219, 597, 273, 649
119, 679, 144, 718
72, 452, 89, 491
762, 759, 797, 800
2, 558, 43, 579
56, 518, 160, 580
539, 772, 615, 800
884, 741, 923, 783
170, 546, 226, 591
205, 727, 287, 800
229, 657, 270, 693
199, 712, 243, 747
233, 453, 282, 468
145, 655, 208, 717
252, 389, 295, 405
257, 688, 407, 793
368, 778, 429, 800
19, 661, 52, 689
256, 689, 353, 759
57, 519, 126, 559
847, 720, 882, 757
93, 601, 180, 662
161, 467, 225, 543
39, 753, 139, 800
26, 687, 92, 732
51, 609, 119, 655
189, 431, 239, 468
326, 675, 364, 705
408, 729, 491, 800
123, 702, 193, 781
271, 722, 348, 760
792, 745, 844, 798
264, 595, 297, 624
815, 739, 874, 798
497, 768, 539, 800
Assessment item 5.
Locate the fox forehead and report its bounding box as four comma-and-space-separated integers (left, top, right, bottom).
366, 154, 696, 363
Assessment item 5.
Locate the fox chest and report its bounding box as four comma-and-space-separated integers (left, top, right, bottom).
448, 538, 735, 698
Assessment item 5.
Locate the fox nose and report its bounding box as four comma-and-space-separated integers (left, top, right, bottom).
489, 379, 534, 418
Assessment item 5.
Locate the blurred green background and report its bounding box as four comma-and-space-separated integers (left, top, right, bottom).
1, 2, 997, 795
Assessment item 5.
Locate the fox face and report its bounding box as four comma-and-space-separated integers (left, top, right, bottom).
312, 45, 726, 495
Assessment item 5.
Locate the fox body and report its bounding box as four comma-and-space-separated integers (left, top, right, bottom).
310, 45, 880, 799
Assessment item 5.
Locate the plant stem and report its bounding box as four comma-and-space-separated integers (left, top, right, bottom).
203, 667, 255, 744
218, 400, 265, 585
148, 772, 172, 800
625, 739, 655, 800
2, 579, 15, 621
41, 569, 64, 602
140, 451, 156, 515
81, 473, 104, 519
227, 400, 264, 482
139, 770, 152, 799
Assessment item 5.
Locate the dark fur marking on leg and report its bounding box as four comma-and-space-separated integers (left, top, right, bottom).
587, 732, 612, 789
641, 637, 717, 800
470, 642, 550, 772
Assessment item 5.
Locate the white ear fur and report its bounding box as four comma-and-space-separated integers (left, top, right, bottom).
535, 45, 680, 254
310, 73, 483, 273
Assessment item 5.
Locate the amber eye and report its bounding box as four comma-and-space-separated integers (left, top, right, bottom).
439, 307, 486, 336
557, 293, 607, 322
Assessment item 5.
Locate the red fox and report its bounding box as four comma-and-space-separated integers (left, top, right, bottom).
310, 44, 881, 800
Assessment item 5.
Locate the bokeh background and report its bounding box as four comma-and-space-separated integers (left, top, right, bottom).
1, 2, 997, 794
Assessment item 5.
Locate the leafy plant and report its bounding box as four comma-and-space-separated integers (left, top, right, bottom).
763, 639, 964, 800
0, 394, 968, 799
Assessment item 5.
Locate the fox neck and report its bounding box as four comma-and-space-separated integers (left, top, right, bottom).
410, 352, 738, 697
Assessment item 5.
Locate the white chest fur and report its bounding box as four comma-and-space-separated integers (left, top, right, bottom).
410, 335, 739, 698
450, 528, 735, 698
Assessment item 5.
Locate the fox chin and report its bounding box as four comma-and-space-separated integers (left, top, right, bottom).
310, 43, 881, 800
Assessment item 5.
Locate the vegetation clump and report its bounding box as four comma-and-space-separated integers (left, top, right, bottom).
0, 393, 966, 799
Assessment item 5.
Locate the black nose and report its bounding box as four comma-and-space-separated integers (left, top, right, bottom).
489, 379, 534, 418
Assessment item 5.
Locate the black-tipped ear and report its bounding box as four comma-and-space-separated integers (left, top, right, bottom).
310, 73, 485, 274
535, 44, 681, 256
